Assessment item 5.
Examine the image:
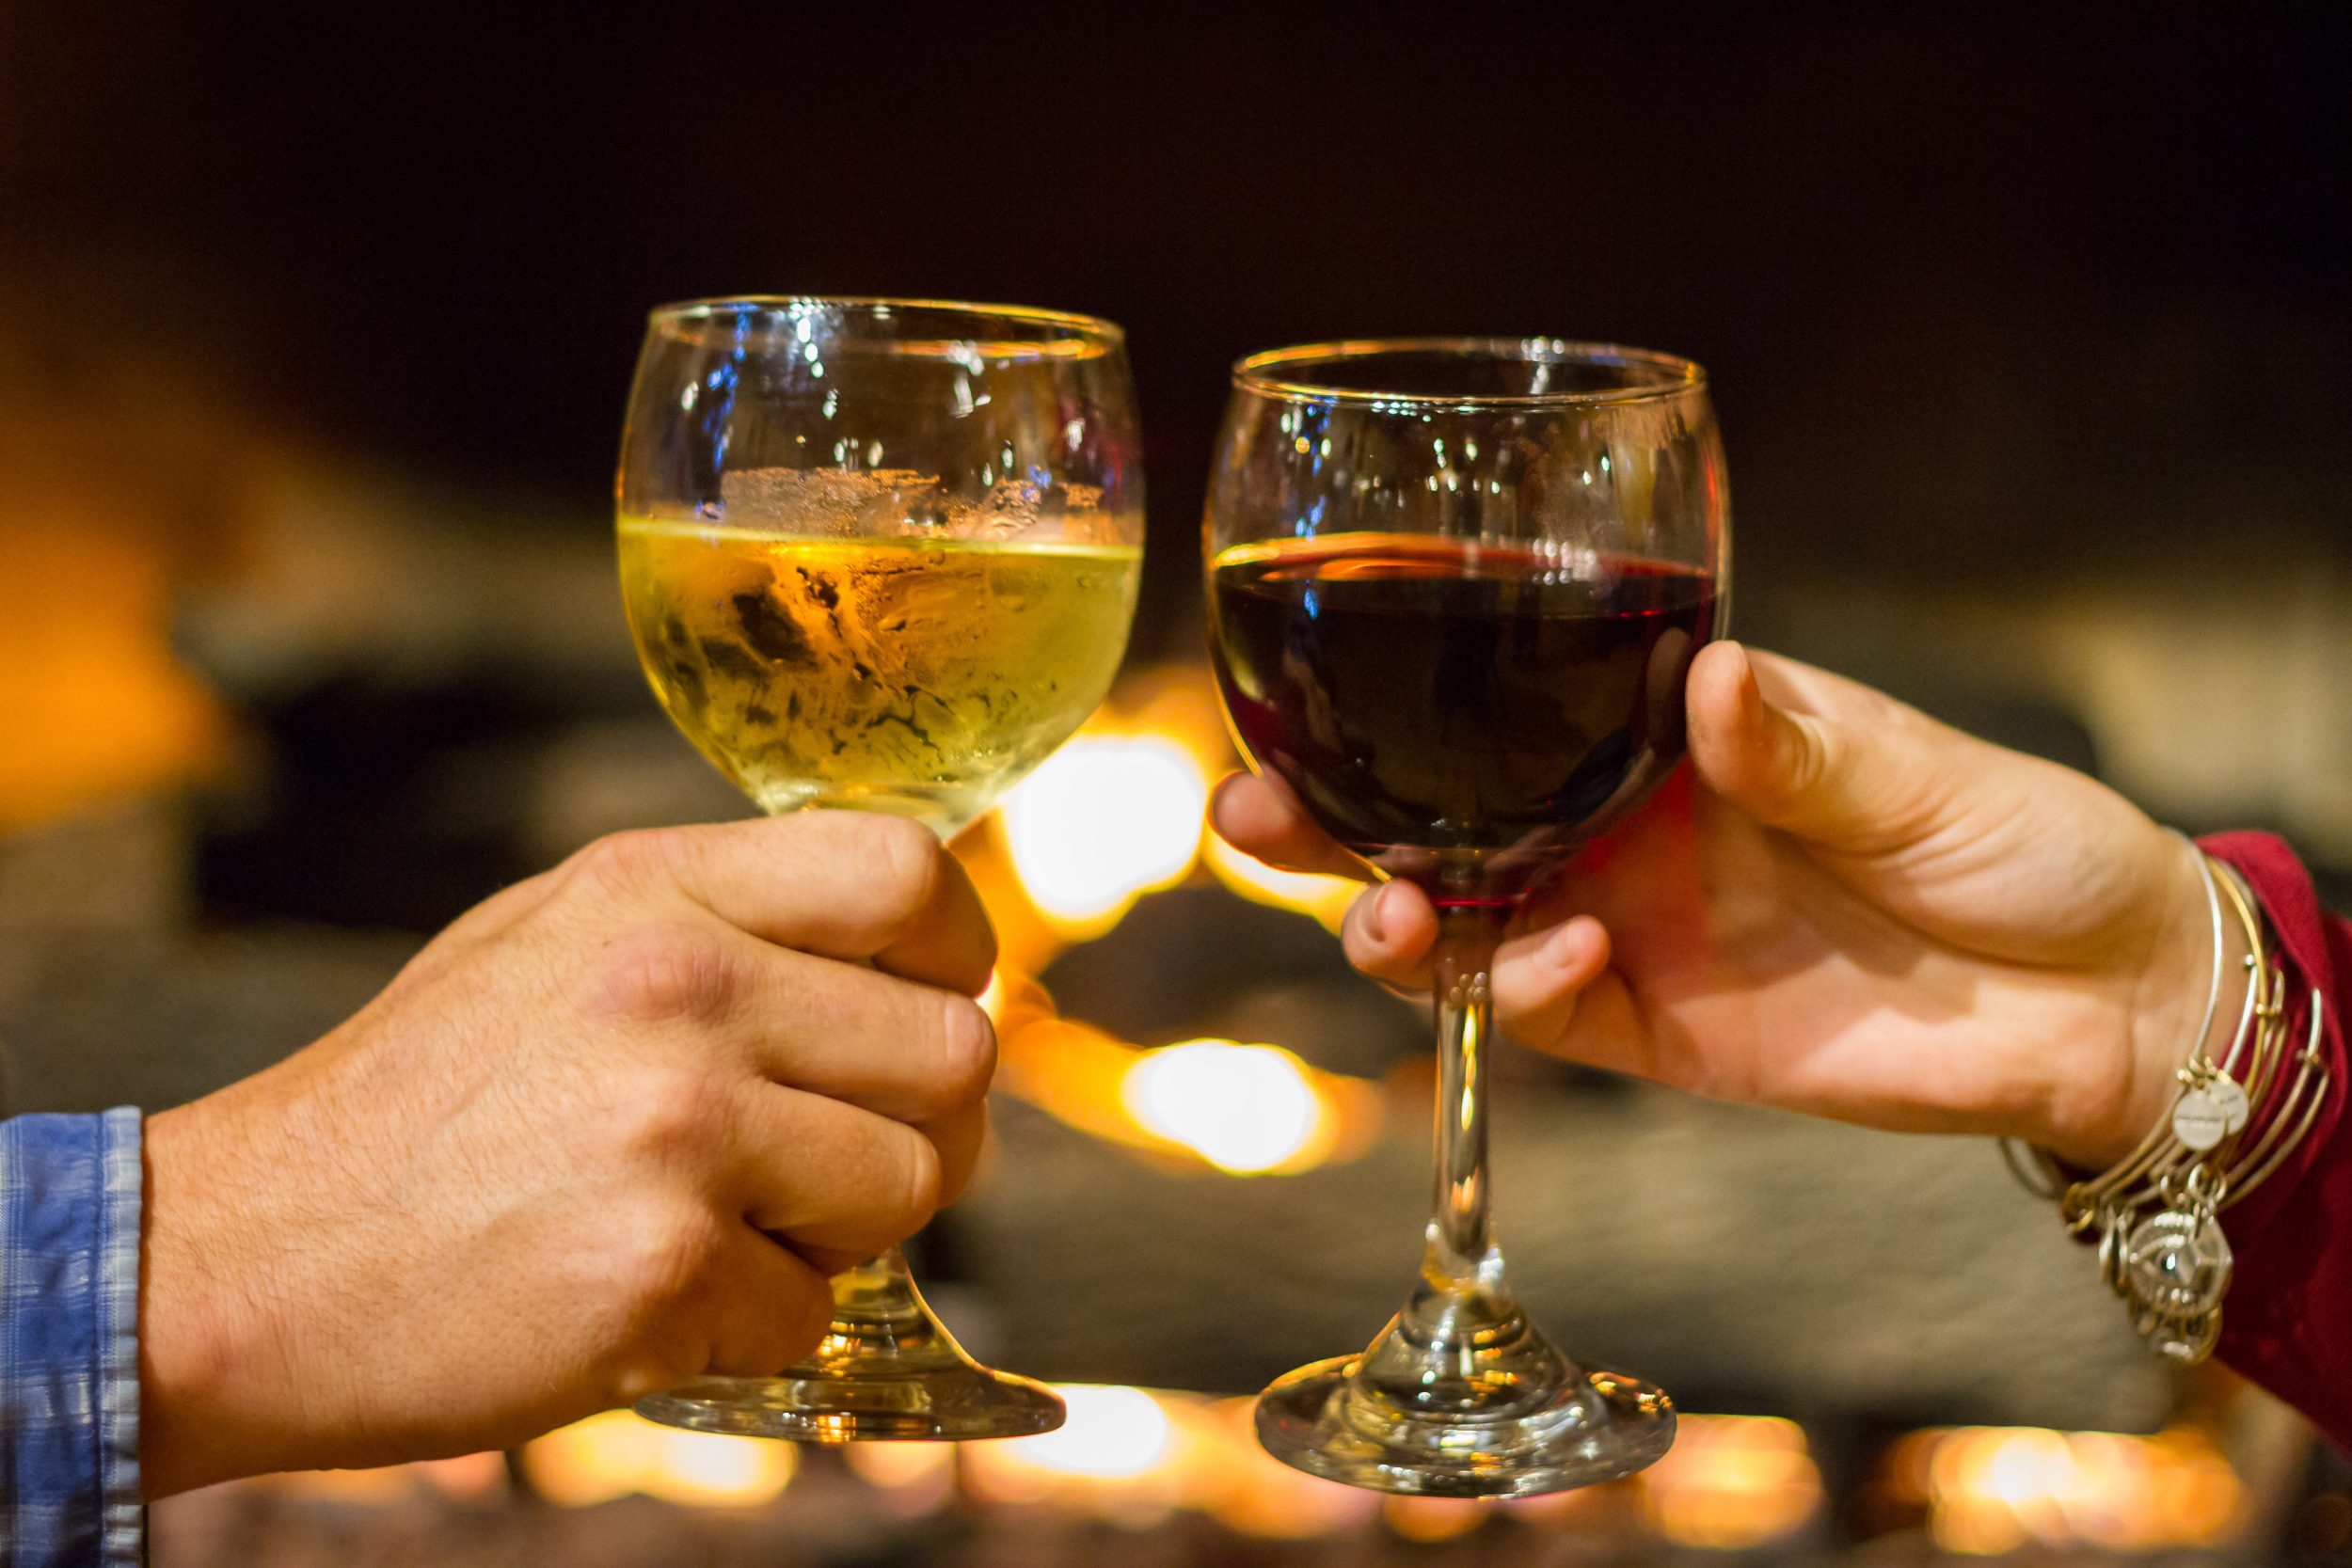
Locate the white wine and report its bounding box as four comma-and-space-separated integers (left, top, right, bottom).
619, 517, 1141, 833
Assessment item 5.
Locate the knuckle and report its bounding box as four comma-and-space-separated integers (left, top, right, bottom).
594, 925, 739, 1024
612, 1197, 724, 1312
574, 828, 678, 894
614, 1064, 734, 1164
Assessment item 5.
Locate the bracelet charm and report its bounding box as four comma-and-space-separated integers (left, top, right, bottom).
2005, 842, 2331, 1366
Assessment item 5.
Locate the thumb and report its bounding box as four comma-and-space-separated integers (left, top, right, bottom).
1686, 641, 1954, 856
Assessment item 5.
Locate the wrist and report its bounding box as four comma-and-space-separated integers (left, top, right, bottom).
140, 1096, 300, 1497
2042, 836, 2250, 1171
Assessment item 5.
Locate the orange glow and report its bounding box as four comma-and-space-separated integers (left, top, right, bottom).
1638, 1414, 1820, 1548
961, 1386, 1188, 1523
1123, 1038, 1330, 1174
843, 1440, 956, 1490
992, 1008, 1380, 1176
1200, 830, 1359, 932
1885, 1425, 2244, 1553
962, 1386, 1384, 1539
942, 663, 1390, 1179
520, 1410, 795, 1508
1190, 1398, 1381, 1539
1000, 730, 1205, 938
843, 1441, 957, 1515
0, 521, 229, 831
999, 1385, 1174, 1479
210, 1398, 2251, 1560
1384, 1496, 1494, 1542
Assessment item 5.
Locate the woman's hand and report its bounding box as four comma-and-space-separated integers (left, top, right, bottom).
1215, 641, 2228, 1170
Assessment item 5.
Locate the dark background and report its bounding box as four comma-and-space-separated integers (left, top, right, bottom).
8, 1, 2347, 658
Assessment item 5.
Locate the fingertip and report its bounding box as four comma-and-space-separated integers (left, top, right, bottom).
1207, 769, 1249, 825
1542, 914, 1611, 986
1204, 771, 1370, 880
1491, 916, 1609, 1053
1688, 639, 1756, 736
1206, 771, 1273, 846
1687, 639, 1781, 801
1344, 880, 1436, 980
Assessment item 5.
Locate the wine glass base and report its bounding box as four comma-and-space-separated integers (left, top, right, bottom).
636, 1361, 1066, 1442
1255, 1354, 1675, 1497
633, 1248, 1066, 1442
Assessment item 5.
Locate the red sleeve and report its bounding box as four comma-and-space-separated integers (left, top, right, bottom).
2201, 832, 2352, 1445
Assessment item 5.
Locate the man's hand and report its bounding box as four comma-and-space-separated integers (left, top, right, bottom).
139, 813, 996, 1497
1216, 641, 2230, 1173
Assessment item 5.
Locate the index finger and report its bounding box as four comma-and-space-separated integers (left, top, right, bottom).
1208, 774, 1372, 881
577, 815, 996, 994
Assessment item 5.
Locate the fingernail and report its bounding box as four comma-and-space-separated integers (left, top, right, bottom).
1543, 921, 1584, 968
1364, 882, 1395, 943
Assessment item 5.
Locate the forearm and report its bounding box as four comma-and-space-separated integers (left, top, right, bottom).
2202, 833, 2352, 1445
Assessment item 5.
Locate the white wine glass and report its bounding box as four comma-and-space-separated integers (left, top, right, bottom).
616, 296, 1143, 1439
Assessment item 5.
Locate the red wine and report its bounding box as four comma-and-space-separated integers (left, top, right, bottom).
1210, 533, 1719, 902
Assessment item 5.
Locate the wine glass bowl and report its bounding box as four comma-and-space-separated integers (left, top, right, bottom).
1207, 339, 1728, 1495
616, 296, 1143, 1441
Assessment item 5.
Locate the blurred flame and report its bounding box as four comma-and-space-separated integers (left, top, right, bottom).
961, 1386, 1185, 1522
843, 1440, 957, 1516
940, 665, 1391, 1179
1001, 731, 1204, 938
961, 1386, 1384, 1538
227, 1396, 2210, 1563
1639, 1414, 1821, 1548
990, 997, 1380, 1176
844, 1440, 956, 1490
1192, 1397, 1381, 1539
1884, 1425, 2243, 1553
520, 1410, 795, 1508
0, 521, 230, 831
1201, 829, 1360, 933
1123, 1038, 1329, 1174
1008, 1385, 1174, 1479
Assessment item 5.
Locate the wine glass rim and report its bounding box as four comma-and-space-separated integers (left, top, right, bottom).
1232, 337, 1706, 409
646, 294, 1125, 347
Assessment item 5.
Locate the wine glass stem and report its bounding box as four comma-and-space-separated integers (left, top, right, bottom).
1431, 903, 1508, 1272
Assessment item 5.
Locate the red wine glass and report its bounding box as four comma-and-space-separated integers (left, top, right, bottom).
1206, 339, 1729, 1496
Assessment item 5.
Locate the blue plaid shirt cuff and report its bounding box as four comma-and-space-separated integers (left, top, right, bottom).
2, 1108, 145, 1567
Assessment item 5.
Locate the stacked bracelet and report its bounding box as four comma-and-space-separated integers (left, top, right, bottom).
2003, 840, 2331, 1364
